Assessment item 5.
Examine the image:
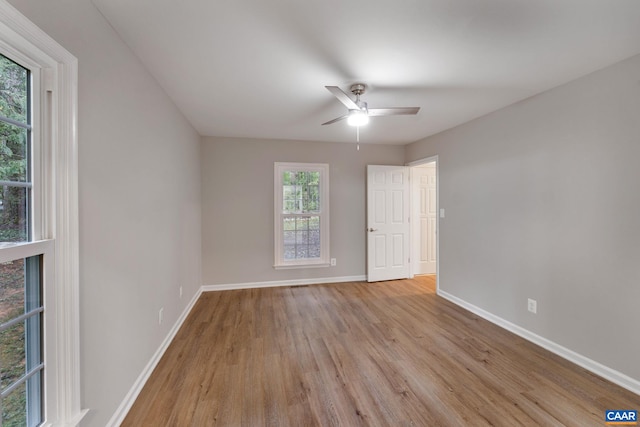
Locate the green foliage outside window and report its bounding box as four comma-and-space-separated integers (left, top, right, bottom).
0, 54, 29, 242
282, 171, 320, 213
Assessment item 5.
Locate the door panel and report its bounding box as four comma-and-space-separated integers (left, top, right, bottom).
392, 233, 404, 266
392, 190, 404, 223
367, 165, 410, 282
412, 164, 437, 274
375, 235, 386, 268
374, 190, 386, 223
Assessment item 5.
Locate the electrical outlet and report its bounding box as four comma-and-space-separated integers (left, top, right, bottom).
180, 286, 183, 299
330, 258, 336, 266
159, 307, 164, 325
527, 298, 537, 314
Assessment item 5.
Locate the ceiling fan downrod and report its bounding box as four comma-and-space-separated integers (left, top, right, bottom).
351, 84, 367, 112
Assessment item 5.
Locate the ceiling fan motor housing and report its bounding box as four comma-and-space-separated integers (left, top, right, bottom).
350, 83, 366, 96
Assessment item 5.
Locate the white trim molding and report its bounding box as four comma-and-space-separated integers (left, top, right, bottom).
438, 290, 640, 396
0, 1, 85, 424
202, 275, 366, 292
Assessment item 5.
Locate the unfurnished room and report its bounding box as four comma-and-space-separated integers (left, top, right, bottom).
0, 0, 639, 426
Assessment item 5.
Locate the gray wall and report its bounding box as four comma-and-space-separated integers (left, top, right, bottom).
6, 1, 203, 426
201, 137, 404, 285
406, 54, 640, 382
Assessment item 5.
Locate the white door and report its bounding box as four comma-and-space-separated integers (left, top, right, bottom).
367, 165, 410, 282
412, 164, 437, 274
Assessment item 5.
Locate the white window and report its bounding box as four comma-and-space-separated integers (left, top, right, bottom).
274, 162, 330, 268
0, 52, 48, 426
1, 3, 84, 425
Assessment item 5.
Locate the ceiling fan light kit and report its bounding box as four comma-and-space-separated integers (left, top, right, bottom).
347, 109, 369, 126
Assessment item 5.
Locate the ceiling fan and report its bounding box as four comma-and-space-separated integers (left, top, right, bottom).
322, 83, 420, 126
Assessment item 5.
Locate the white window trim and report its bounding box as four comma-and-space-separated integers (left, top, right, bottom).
0, 1, 85, 425
274, 162, 330, 269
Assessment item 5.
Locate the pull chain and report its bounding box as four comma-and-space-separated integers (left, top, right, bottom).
356, 126, 360, 150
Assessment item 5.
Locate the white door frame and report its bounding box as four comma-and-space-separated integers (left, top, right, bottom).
407, 155, 439, 292
411, 162, 437, 275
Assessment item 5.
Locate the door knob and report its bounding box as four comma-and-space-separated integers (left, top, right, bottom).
368, 228, 378, 232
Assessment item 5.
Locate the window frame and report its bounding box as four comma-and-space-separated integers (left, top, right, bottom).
0, 2, 84, 426
0, 240, 53, 425
274, 162, 330, 269
0, 51, 47, 425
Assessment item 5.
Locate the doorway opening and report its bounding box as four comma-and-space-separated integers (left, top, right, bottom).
409, 156, 438, 292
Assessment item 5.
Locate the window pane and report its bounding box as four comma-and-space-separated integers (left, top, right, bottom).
26, 370, 42, 427
296, 217, 309, 230
0, 55, 29, 125
25, 312, 41, 369
24, 256, 41, 313
0, 123, 28, 183
307, 185, 319, 212
2, 380, 26, 427
296, 172, 308, 185
0, 55, 31, 243
0, 54, 40, 427
310, 229, 320, 246
308, 244, 321, 258
309, 172, 320, 185
0, 319, 25, 390
283, 217, 296, 231
0, 254, 42, 425
0, 185, 29, 242
282, 185, 294, 197
295, 230, 308, 244
0, 258, 24, 324
283, 245, 296, 260
295, 246, 308, 259
309, 216, 320, 230
282, 171, 293, 185
281, 171, 322, 214
281, 217, 322, 261
283, 231, 295, 245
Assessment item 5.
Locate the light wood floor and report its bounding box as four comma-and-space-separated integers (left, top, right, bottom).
122, 275, 640, 426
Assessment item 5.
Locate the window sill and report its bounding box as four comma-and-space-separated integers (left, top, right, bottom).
274, 262, 331, 270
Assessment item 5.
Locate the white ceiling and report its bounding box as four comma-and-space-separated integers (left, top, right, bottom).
92, 0, 640, 145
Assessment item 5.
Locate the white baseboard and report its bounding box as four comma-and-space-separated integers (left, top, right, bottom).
202, 275, 366, 292
438, 290, 640, 396
106, 288, 203, 427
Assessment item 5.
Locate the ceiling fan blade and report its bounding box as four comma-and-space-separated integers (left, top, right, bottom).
321, 115, 349, 125
368, 107, 420, 116
325, 86, 359, 110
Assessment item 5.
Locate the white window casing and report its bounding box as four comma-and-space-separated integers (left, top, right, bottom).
0, 1, 85, 425
274, 162, 330, 269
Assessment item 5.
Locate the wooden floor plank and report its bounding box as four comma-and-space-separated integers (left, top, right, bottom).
122, 275, 640, 426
